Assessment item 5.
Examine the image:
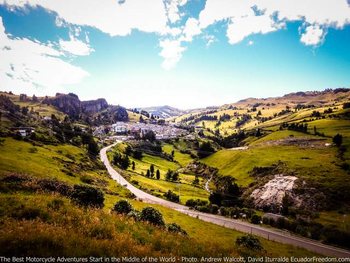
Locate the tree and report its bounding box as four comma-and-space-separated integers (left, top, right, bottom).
140, 207, 165, 226
143, 130, 156, 142
255, 128, 261, 137
150, 164, 155, 176
71, 185, 104, 208
192, 176, 199, 186
21, 107, 29, 115
333, 133, 343, 147
156, 169, 160, 180
113, 200, 133, 214
146, 169, 150, 178
250, 214, 262, 224
132, 161, 135, 170
166, 223, 187, 235
87, 139, 99, 157
171, 150, 175, 157
197, 141, 215, 158
165, 169, 172, 181
236, 235, 263, 251
172, 172, 179, 181
164, 190, 180, 203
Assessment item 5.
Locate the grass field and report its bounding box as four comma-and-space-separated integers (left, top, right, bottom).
109, 143, 209, 204
202, 141, 349, 188
162, 143, 193, 166
0, 137, 128, 195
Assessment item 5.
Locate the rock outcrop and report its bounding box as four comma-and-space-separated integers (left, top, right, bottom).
43, 93, 109, 117
82, 98, 108, 114
43, 93, 81, 117
250, 174, 298, 209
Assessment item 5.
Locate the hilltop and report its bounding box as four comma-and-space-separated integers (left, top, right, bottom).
139, 105, 187, 118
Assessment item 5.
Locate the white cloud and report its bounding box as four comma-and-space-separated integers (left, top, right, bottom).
1, 0, 350, 71
0, 0, 169, 36
248, 40, 254, 46
227, 14, 280, 44
300, 24, 326, 46
59, 35, 94, 56
159, 39, 186, 70
199, 0, 253, 29
204, 35, 216, 47
181, 17, 201, 42
164, 0, 188, 24
255, 0, 350, 28
0, 16, 89, 95
198, 0, 350, 45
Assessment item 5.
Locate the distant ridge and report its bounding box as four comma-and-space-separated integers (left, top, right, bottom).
139, 105, 187, 118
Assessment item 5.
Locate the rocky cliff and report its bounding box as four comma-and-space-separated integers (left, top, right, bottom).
82, 98, 108, 114
43, 93, 81, 117
43, 93, 108, 117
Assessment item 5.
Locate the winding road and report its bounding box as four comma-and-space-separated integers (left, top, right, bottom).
100, 143, 350, 258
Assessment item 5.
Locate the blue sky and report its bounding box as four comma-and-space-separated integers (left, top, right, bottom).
0, 0, 350, 109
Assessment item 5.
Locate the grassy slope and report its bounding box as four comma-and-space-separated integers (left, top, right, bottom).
0, 137, 128, 195
109, 143, 209, 204
0, 137, 314, 257
202, 131, 349, 188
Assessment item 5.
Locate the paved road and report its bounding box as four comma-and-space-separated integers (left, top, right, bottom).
101, 143, 350, 258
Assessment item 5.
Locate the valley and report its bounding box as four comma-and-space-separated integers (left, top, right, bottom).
1, 89, 350, 258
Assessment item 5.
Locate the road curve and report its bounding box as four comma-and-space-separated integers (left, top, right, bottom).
101, 143, 350, 258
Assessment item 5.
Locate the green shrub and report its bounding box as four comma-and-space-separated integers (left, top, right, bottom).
38, 179, 72, 196
11, 207, 49, 221
164, 190, 180, 203
210, 204, 219, 214
185, 199, 208, 208
196, 205, 210, 213
140, 207, 165, 226
236, 234, 263, 251
127, 210, 141, 221
70, 185, 104, 208
166, 223, 187, 235
113, 200, 133, 215
250, 214, 262, 224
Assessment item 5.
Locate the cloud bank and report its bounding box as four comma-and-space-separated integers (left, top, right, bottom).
0, 0, 349, 84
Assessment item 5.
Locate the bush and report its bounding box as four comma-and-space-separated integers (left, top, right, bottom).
70, 185, 104, 208
127, 210, 141, 221
210, 204, 219, 214
185, 199, 208, 208
167, 223, 187, 235
38, 179, 72, 196
11, 207, 49, 221
219, 207, 229, 216
164, 190, 180, 203
236, 235, 263, 251
333, 134, 343, 147
140, 207, 165, 226
113, 200, 133, 214
250, 214, 261, 224
262, 216, 269, 225
196, 205, 210, 213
